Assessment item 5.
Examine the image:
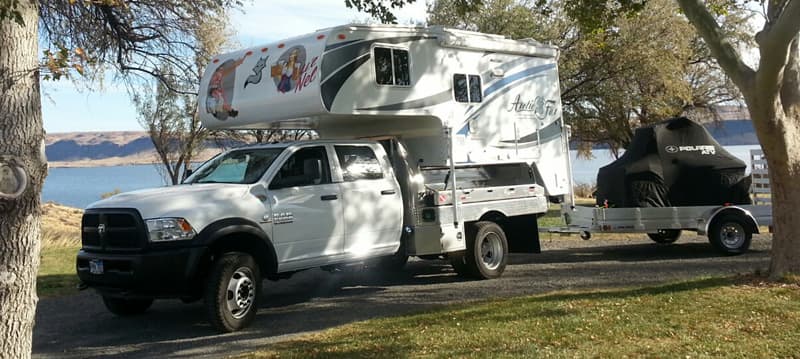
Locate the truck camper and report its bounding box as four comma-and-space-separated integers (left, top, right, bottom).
76, 24, 572, 332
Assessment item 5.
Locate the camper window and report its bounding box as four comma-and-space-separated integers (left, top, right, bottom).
373, 46, 410, 87
335, 145, 384, 182
453, 74, 483, 103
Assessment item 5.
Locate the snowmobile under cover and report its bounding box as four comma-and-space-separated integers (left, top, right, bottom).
595, 117, 752, 208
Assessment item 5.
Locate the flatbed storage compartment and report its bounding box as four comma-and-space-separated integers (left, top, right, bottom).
594, 117, 752, 208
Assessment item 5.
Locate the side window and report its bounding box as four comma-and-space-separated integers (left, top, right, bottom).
373, 46, 411, 86
453, 73, 482, 103
335, 146, 384, 182
269, 146, 331, 189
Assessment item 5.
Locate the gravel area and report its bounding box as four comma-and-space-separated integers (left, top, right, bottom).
33, 234, 771, 358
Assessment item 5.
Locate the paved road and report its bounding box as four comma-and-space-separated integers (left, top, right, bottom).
33, 235, 771, 358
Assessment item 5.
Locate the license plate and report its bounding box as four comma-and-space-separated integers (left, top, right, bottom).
89, 259, 104, 275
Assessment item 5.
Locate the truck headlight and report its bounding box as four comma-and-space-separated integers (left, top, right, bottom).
145, 218, 196, 242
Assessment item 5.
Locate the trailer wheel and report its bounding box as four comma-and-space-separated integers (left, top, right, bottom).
452, 221, 508, 279
647, 229, 681, 244
204, 252, 261, 333
708, 214, 752, 255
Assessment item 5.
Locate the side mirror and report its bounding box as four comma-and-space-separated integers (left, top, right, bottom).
250, 183, 268, 202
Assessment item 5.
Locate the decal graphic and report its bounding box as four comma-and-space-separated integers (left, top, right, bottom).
507, 94, 558, 120
245, 56, 269, 88
271, 45, 319, 94
665, 145, 716, 155
206, 53, 250, 121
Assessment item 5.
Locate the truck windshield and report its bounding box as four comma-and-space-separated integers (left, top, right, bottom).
184, 148, 284, 184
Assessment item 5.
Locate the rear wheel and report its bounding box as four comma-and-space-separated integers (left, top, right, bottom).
204, 252, 261, 333
647, 229, 681, 244
708, 214, 752, 255
102, 296, 153, 316
451, 221, 508, 279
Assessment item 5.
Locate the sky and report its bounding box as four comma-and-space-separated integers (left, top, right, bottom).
42, 0, 429, 133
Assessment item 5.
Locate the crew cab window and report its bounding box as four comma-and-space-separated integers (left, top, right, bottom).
374, 47, 410, 86
335, 146, 384, 181
453, 73, 482, 103
185, 148, 283, 184
269, 146, 331, 189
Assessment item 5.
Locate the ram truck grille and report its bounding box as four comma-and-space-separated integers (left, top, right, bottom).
81, 209, 147, 251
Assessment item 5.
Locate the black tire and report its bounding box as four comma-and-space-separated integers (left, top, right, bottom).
452, 221, 508, 279
647, 229, 681, 244
204, 252, 261, 333
102, 296, 153, 316
708, 214, 752, 255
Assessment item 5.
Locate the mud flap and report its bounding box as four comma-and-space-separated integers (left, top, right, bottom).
505, 214, 541, 253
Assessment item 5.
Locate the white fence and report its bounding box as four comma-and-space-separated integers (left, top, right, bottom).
750, 149, 770, 205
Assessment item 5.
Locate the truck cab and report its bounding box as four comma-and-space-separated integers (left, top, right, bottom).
78, 140, 405, 331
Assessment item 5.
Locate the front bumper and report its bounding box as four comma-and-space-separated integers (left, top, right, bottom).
76, 246, 208, 298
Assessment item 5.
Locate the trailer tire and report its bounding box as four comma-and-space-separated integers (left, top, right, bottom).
455, 221, 508, 279
204, 252, 261, 333
647, 229, 681, 244
102, 296, 153, 316
708, 214, 752, 255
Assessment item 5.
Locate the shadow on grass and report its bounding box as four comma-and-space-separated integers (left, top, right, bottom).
37, 274, 80, 298
527, 276, 734, 304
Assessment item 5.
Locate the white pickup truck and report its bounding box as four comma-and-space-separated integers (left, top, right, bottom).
77, 24, 571, 332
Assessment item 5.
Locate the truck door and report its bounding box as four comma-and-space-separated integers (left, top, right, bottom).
268, 146, 344, 269
334, 145, 403, 257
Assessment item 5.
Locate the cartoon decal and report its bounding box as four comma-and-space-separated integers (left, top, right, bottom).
206, 53, 250, 121
271, 45, 319, 94
245, 56, 269, 88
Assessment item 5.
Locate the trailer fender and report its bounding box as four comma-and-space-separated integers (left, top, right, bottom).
703, 206, 759, 236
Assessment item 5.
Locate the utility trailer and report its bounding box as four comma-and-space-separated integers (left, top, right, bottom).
548, 149, 773, 254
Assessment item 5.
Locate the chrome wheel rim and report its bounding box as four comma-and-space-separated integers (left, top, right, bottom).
226, 267, 255, 319
720, 223, 745, 249
480, 231, 503, 271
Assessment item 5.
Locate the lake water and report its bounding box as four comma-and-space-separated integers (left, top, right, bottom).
42, 145, 762, 208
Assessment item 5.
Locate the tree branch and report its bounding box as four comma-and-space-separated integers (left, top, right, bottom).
757, 0, 800, 104
675, 0, 755, 91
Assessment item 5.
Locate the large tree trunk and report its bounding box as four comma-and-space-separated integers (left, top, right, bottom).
749, 84, 800, 279
0, 1, 46, 358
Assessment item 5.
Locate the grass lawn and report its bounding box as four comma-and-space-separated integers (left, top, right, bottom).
38, 245, 81, 298
39, 203, 82, 298
240, 276, 800, 358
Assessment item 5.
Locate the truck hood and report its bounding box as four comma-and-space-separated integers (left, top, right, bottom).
87, 183, 258, 224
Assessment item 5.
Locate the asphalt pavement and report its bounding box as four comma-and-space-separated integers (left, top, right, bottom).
32, 234, 772, 358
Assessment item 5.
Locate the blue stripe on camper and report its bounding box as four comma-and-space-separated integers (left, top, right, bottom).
456, 63, 558, 136
483, 63, 557, 98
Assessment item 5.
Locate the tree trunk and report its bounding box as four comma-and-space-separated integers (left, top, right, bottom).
0, 1, 46, 358
747, 92, 800, 279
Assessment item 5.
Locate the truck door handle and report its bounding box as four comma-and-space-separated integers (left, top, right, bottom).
381, 189, 396, 195
320, 194, 338, 201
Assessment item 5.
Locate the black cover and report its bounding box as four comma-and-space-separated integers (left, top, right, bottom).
595, 117, 752, 207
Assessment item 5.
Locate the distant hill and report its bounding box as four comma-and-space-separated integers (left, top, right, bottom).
48, 115, 758, 167
45, 132, 225, 167
570, 110, 759, 150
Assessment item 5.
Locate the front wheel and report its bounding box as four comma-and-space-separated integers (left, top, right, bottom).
451, 221, 508, 279
102, 296, 153, 316
204, 252, 261, 333
647, 229, 681, 244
